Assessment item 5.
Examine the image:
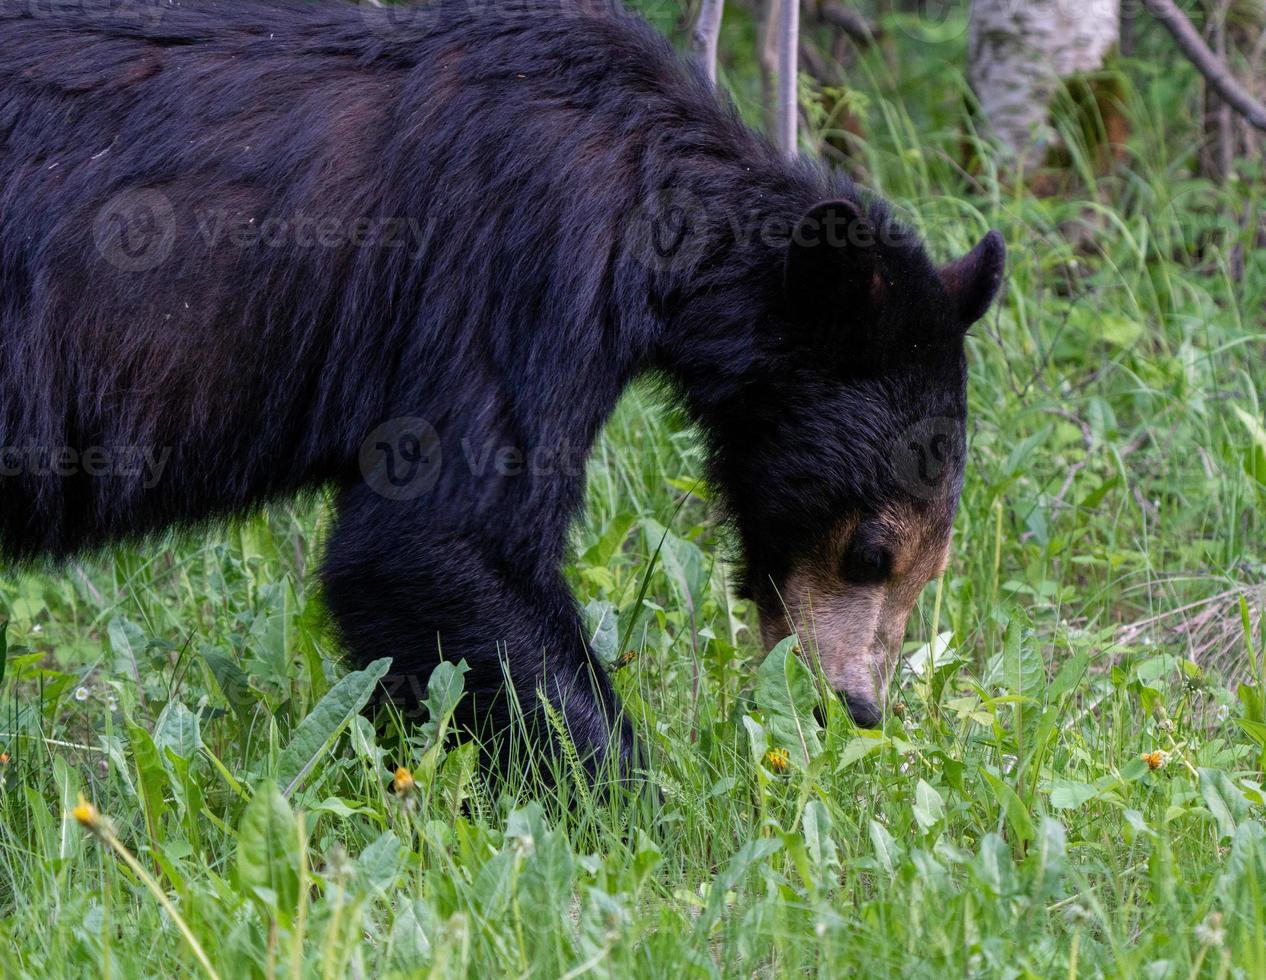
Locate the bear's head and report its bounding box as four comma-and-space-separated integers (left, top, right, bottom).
716, 199, 1005, 728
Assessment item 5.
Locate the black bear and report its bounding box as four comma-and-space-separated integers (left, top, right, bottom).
0, 0, 1004, 773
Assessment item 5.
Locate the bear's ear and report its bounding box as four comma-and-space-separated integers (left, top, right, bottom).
783, 199, 878, 324
938, 230, 1006, 328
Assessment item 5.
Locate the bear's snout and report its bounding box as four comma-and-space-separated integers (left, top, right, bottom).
841, 691, 883, 729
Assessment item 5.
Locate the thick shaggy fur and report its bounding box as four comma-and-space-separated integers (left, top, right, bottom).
0, 0, 998, 771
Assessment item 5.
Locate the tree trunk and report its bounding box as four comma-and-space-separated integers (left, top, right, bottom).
776, 0, 801, 156
759, 0, 781, 137
690, 0, 726, 86
1198, 0, 1266, 180
968, 0, 1121, 169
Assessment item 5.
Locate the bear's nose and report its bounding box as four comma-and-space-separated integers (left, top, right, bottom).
842, 693, 882, 729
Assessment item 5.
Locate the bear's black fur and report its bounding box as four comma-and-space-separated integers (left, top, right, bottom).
0, 0, 1003, 773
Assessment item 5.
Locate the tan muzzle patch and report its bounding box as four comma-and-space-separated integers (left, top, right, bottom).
759, 506, 951, 716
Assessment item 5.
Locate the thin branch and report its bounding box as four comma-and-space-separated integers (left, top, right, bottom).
758, 0, 780, 135
815, 1, 877, 46
1121, 0, 1138, 58
1145, 0, 1266, 131
799, 36, 832, 84
776, 0, 799, 156
690, 0, 726, 86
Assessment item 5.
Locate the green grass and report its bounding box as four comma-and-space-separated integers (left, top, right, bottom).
2, 9, 1266, 978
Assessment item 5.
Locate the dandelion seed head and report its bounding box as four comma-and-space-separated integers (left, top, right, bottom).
1194, 913, 1225, 947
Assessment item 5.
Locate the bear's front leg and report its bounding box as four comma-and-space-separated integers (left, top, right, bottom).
321, 483, 634, 781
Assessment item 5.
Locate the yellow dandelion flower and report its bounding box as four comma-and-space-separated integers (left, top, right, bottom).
614, 649, 638, 670
71, 794, 100, 830
393, 766, 416, 795
1142, 750, 1167, 771
0, 752, 9, 765
764, 748, 791, 773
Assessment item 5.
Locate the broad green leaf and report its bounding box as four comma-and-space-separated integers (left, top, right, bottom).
505, 802, 578, 968
580, 511, 638, 570
632, 829, 662, 887
153, 702, 201, 761
913, 779, 945, 832
163, 749, 205, 851
310, 797, 375, 819
418, 660, 469, 750
473, 851, 517, 918
1048, 650, 1090, 702
107, 618, 148, 676
277, 656, 391, 797
1049, 779, 1098, 810
802, 800, 839, 877
984, 609, 1045, 698
1237, 718, 1266, 750
742, 715, 769, 765
904, 631, 961, 677
388, 901, 433, 964
296, 592, 331, 702
248, 580, 292, 682
54, 756, 82, 865
1030, 818, 1067, 900
641, 519, 708, 615
982, 769, 1036, 846
1216, 821, 1266, 904
1232, 406, 1266, 487
869, 820, 902, 877
128, 722, 169, 840
584, 599, 620, 666
1120, 756, 1150, 782
519, 823, 576, 928
700, 838, 782, 932
754, 636, 823, 764
359, 831, 403, 891
0, 619, 7, 687
235, 781, 299, 926
1123, 809, 1155, 842
972, 832, 1014, 897
1099, 312, 1144, 349
201, 647, 253, 720
1200, 767, 1249, 841
839, 733, 887, 768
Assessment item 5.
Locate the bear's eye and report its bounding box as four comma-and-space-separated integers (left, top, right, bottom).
839, 544, 892, 585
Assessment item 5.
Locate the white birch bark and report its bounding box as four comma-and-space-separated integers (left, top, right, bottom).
776, 0, 800, 157
968, 0, 1121, 167
690, 0, 726, 86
